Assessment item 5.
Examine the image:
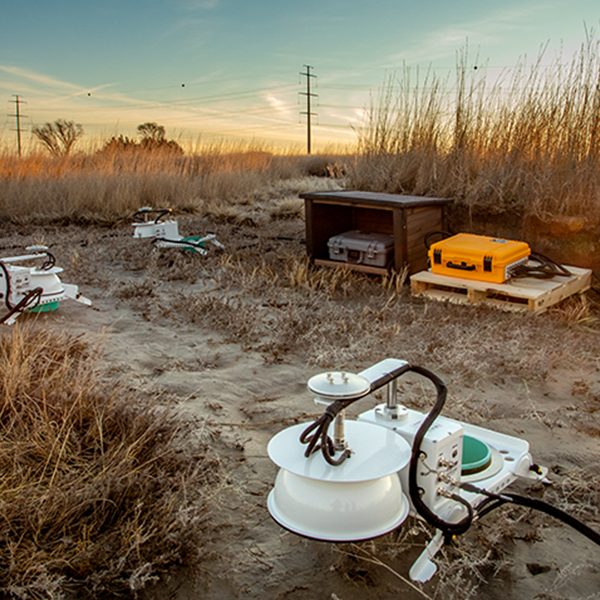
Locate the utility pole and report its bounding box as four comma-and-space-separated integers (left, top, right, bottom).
299, 65, 318, 154
9, 95, 27, 157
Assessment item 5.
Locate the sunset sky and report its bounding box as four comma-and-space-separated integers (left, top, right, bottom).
1, 0, 598, 152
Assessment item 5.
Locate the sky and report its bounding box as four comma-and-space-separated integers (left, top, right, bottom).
0, 0, 598, 152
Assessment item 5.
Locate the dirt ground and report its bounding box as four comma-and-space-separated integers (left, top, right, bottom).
2, 210, 600, 600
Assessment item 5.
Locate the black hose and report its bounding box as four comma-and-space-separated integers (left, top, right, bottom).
299, 402, 354, 466
462, 482, 600, 547
472, 495, 506, 520
0, 287, 43, 324
0, 261, 14, 310
40, 251, 56, 271
506, 492, 600, 546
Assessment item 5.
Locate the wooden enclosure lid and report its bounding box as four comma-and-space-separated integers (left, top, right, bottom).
299, 190, 454, 208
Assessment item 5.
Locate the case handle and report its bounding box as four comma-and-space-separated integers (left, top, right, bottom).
446, 261, 476, 272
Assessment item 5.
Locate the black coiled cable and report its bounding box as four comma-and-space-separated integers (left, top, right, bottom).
299, 363, 412, 466
40, 251, 56, 271
510, 252, 571, 279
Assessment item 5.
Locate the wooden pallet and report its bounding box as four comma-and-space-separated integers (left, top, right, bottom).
410, 265, 592, 313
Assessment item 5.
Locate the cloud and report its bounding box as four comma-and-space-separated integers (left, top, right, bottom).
385, 2, 553, 66
0, 64, 122, 107
264, 93, 289, 113
0, 65, 81, 93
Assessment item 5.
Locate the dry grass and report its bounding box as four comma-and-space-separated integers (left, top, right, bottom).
3, 46, 600, 593
153, 233, 598, 381
0, 142, 348, 226
350, 33, 600, 222
328, 517, 509, 600
0, 325, 223, 598
2, 36, 600, 233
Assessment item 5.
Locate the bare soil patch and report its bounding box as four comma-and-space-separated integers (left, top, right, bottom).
2, 207, 599, 600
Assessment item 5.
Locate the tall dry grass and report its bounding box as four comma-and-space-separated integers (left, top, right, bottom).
3, 36, 600, 228
0, 325, 222, 598
350, 32, 600, 221
0, 141, 348, 226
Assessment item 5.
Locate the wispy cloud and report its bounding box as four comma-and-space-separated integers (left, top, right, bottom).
385, 2, 557, 67
264, 92, 291, 115
0, 65, 81, 93
0, 64, 145, 103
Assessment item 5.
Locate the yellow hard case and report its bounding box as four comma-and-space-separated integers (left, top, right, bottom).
429, 233, 530, 283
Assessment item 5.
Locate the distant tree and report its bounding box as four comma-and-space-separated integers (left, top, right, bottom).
137, 122, 183, 154
137, 122, 166, 144
32, 119, 83, 156
98, 123, 183, 156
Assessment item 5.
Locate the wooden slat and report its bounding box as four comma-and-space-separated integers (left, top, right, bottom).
354, 207, 394, 234
314, 258, 391, 275
407, 246, 429, 274
300, 190, 454, 210
406, 208, 443, 252
406, 206, 443, 226
407, 231, 438, 250
393, 208, 408, 273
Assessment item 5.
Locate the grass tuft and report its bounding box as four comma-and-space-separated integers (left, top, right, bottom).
0, 325, 222, 598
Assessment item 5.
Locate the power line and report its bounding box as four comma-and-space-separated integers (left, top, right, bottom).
75, 83, 299, 111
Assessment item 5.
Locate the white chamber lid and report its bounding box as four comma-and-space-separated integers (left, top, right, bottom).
307, 371, 370, 400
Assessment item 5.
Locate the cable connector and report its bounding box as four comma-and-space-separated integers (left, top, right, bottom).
437, 456, 458, 469
437, 472, 460, 486
458, 481, 483, 495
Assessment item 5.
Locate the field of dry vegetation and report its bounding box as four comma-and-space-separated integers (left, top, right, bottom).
1, 36, 600, 600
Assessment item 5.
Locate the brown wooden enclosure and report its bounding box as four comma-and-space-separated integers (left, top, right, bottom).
300, 191, 454, 275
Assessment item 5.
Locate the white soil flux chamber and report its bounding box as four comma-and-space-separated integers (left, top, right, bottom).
267, 358, 599, 583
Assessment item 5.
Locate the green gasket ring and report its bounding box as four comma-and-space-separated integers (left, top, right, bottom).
461, 434, 492, 475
